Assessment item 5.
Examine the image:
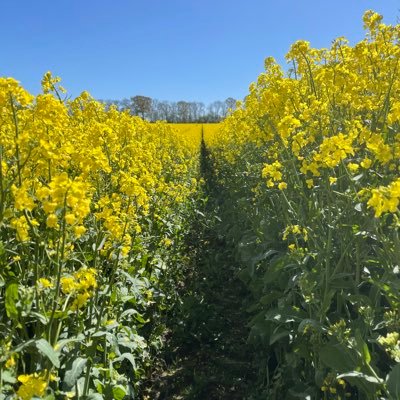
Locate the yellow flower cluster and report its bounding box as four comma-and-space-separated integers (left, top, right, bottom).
0, 73, 202, 397
282, 225, 308, 242
262, 161, 283, 187
17, 371, 49, 400
320, 374, 350, 397
0, 73, 200, 250
202, 123, 222, 147
366, 178, 400, 217
378, 332, 400, 361
60, 267, 97, 310
203, 10, 400, 397
207, 10, 400, 218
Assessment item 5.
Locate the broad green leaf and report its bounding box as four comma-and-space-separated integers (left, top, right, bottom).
387, 364, 400, 399
63, 357, 87, 389
112, 385, 127, 400
337, 371, 383, 396
269, 328, 290, 345
259, 291, 282, 306
5, 283, 19, 319
87, 394, 104, 400
319, 343, 358, 371
31, 312, 48, 324
337, 371, 383, 384
113, 352, 136, 369
2, 370, 17, 384
35, 339, 60, 368
55, 334, 85, 352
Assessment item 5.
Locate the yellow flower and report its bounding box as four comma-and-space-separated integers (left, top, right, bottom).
360, 158, 372, 169
262, 161, 283, 182
60, 276, 77, 294
5, 355, 16, 368
37, 278, 53, 289
10, 216, 30, 242
306, 179, 314, 189
71, 292, 90, 310
74, 268, 97, 291
162, 238, 173, 247
347, 162, 359, 172
43, 201, 57, 214
11, 183, 35, 212
367, 179, 400, 217
65, 213, 76, 225
17, 372, 48, 400
278, 182, 287, 190
329, 177, 337, 185
378, 332, 399, 347
46, 214, 58, 228
74, 225, 86, 237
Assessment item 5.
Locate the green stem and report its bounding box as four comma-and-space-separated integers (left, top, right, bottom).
47, 193, 69, 345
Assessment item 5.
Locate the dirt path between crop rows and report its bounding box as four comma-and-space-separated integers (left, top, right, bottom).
142, 139, 257, 399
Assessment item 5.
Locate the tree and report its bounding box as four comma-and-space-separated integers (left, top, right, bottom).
130, 95, 152, 119
157, 101, 173, 121
224, 97, 237, 115
177, 101, 190, 122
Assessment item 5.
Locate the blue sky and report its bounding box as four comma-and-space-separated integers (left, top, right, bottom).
1, 1, 399, 103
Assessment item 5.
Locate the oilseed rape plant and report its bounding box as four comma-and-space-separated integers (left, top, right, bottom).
3, 7, 400, 400
0, 73, 202, 398
206, 11, 400, 399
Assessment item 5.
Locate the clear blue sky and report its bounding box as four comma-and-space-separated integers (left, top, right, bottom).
1, 1, 399, 103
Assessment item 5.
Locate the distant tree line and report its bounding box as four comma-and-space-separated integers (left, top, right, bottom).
99, 96, 237, 122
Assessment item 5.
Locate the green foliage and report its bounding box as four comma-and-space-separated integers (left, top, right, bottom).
207, 133, 400, 398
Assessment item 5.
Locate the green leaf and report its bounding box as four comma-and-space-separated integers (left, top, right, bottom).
35, 339, 60, 368
259, 291, 282, 306
355, 329, 371, 365
337, 371, 383, 384
10, 340, 35, 355
387, 364, 400, 399
47, 310, 68, 320
319, 343, 358, 372
337, 371, 383, 396
56, 334, 85, 352
92, 331, 109, 338
113, 352, 136, 369
321, 289, 336, 314
42, 394, 55, 400
63, 357, 87, 389
87, 394, 104, 400
5, 283, 19, 319
298, 319, 323, 334
31, 312, 49, 324
269, 328, 290, 345
112, 385, 127, 400
2, 370, 17, 384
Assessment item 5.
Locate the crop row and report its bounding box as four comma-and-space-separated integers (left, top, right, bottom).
0, 75, 202, 399
205, 11, 400, 400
